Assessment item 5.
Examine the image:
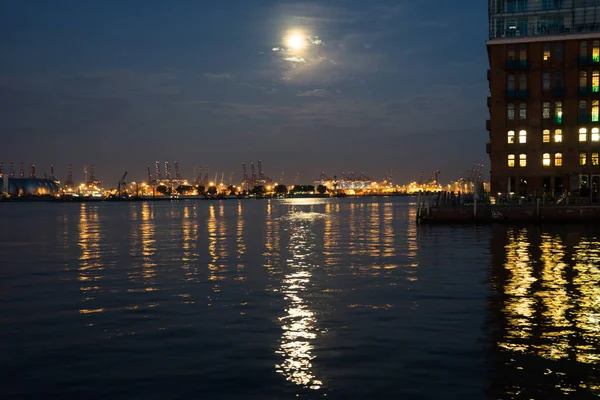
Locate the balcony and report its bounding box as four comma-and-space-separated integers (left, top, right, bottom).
486, 142, 491, 154
579, 114, 591, 124
579, 56, 600, 66
506, 89, 529, 99
506, 60, 528, 69
486, 119, 491, 131
553, 116, 563, 125
580, 86, 591, 95
487, 96, 491, 108
553, 87, 565, 97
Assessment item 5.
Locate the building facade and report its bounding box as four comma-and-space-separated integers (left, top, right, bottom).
487, 0, 600, 199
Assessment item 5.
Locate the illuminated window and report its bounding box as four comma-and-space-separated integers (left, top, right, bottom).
507, 130, 515, 144
519, 103, 527, 120
543, 102, 550, 119
519, 74, 527, 90
556, 43, 563, 61
594, 153, 600, 166
508, 103, 515, 120
580, 71, 588, 89
594, 40, 600, 62
580, 152, 587, 166
593, 128, 600, 142
543, 153, 551, 166
543, 129, 550, 143
555, 153, 563, 166
543, 43, 551, 61
594, 100, 599, 122
519, 154, 527, 167
507, 74, 516, 90
581, 41, 588, 58
519, 130, 527, 143
594, 70, 600, 92
543, 73, 551, 90
555, 101, 562, 123
580, 128, 588, 142
519, 48, 527, 62
554, 129, 563, 143
508, 154, 515, 167
554, 71, 563, 88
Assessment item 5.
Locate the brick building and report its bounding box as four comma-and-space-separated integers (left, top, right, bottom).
487, 1, 600, 200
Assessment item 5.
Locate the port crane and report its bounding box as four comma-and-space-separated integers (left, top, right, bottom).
117, 171, 128, 197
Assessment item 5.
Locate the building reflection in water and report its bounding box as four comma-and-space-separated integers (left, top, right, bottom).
78, 204, 103, 315
236, 202, 246, 281
488, 226, 600, 398
275, 211, 323, 391
405, 207, 419, 281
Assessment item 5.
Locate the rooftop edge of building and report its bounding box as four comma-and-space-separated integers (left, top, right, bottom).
487, 31, 600, 45
489, 0, 600, 40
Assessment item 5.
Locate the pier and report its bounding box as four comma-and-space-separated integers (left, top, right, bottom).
417, 191, 600, 224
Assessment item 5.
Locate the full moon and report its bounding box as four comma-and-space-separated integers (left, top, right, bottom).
286, 34, 306, 50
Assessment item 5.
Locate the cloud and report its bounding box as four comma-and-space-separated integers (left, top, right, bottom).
283, 56, 307, 63
203, 72, 234, 81
297, 89, 329, 97
183, 84, 483, 134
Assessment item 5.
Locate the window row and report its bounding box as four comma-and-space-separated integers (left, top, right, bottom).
507, 153, 564, 168
507, 103, 527, 120
507, 74, 527, 91
579, 71, 600, 91
507, 101, 599, 121
507, 129, 563, 144
580, 40, 600, 62
579, 152, 600, 166
506, 128, 600, 144
578, 128, 600, 142
508, 152, 600, 168
506, 40, 600, 63
507, 71, 600, 92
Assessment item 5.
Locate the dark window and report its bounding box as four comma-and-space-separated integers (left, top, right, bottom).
519, 74, 527, 90
507, 46, 515, 60
554, 71, 563, 88
580, 100, 588, 117
543, 73, 551, 90
555, 43, 563, 61
508, 74, 516, 90
519, 103, 527, 120
581, 41, 588, 58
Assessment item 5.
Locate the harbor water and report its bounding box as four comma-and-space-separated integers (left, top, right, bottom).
0, 198, 599, 399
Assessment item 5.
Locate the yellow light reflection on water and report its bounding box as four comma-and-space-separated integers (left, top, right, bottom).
572, 239, 600, 364
536, 233, 571, 361
494, 227, 600, 397
207, 204, 219, 285
275, 211, 323, 391
141, 202, 157, 283
78, 204, 103, 315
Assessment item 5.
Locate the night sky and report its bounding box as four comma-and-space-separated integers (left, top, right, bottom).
1, 0, 489, 185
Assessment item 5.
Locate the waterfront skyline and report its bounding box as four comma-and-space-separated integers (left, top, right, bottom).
0, 0, 488, 183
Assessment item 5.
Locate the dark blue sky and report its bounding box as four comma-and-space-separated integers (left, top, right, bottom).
0, 0, 489, 185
